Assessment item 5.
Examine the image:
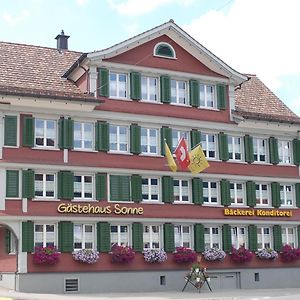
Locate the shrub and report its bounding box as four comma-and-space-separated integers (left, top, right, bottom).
173, 247, 197, 264
280, 245, 300, 262
203, 248, 226, 261
72, 249, 99, 264
143, 249, 167, 263
33, 246, 60, 265
230, 246, 253, 263
110, 244, 135, 263
256, 248, 278, 260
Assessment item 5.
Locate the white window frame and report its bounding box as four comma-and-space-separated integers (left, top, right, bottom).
253, 137, 268, 163
257, 226, 272, 250
110, 224, 130, 247
282, 226, 297, 247
228, 135, 242, 161
141, 76, 158, 102
142, 177, 160, 202
34, 223, 56, 247
201, 132, 217, 159
199, 83, 216, 108
73, 174, 93, 200
109, 124, 129, 153
141, 127, 159, 155
280, 184, 294, 207
109, 71, 128, 99
34, 172, 55, 199
255, 183, 270, 206
170, 79, 188, 105
203, 180, 219, 205
174, 178, 190, 203
73, 121, 94, 151
174, 225, 192, 248
143, 225, 161, 249
230, 182, 245, 206
153, 42, 176, 59
73, 224, 95, 250
278, 140, 292, 164
231, 226, 247, 248
34, 119, 57, 148
172, 129, 189, 152
204, 226, 221, 249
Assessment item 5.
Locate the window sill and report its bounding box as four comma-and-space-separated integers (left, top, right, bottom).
170, 103, 190, 107
202, 203, 222, 207
173, 201, 192, 204
142, 200, 162, 204
140, 100, 162, 104
33, 147, 60, 151
72, 199, 97, 202
108, 151, 133, 155
198, 106, 218, 111
32, 198, 60, 202
139, 153, 160, 157
72, 148, 97, 153
108, 97, 131, 101
227, 160, 247, 164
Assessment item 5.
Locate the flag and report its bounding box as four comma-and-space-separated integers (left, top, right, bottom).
174, 137, 190, 170
164, 141, 177, 172
188, 144, 209, 174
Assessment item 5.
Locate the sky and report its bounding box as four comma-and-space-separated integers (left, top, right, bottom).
1, 0, 300, 117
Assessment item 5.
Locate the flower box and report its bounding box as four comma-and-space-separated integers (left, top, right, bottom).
173, 247, 197, 264
203, 248, 226, 261
110, 244, 135, 263
280, 245, 300, 262
33, 246, 60, 265
230, 246, 253, 263
143, 249, 167, 263
256, 248, 278, 260
72, 249, 99, 264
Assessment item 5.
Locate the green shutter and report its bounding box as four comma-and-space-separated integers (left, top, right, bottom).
162, 176, 174, 203
58, 118, 74, 149
246, 181, 256, 207
218, 132, 229, 161
95, 173, 107, 201
248, 225, 258, 252
160, 76, 171, 103
132, 222, 143, 252
269, 137, 279, 164
6, 170, 19, 198
57, 171, 74, 200
130, 124, 141, 154
293, 139, 300, 165
110, 175, 130, 201
190, 130, 201, 149
271, 182, 281, 208
130, 72, 141, 100
295, 183, 300, 208
98, 68, 109, 97
192, 178, 203, 205
297, 226, 300, 248
97, 222, 110, 252
220, 179, 231, 206
161, 127, 172, 156
58, 221, 74, 253
131, 175, 142, 203
95, 121, 109, 152
22, 169, 34, 199
22, 221, 34, 252
194, 224, 205, 252
189, 80, 199, 107
163, 223, 175, 252
5, 229, 11, 253
4, 115, 17, 146
222, 224, 232, 253
273, 225, 282, 252
244, 135, 254, 163
22, 116, 34, 147
217, 84, 227, 110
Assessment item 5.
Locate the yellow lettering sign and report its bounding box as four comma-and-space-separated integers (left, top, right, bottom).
223, 208, 292, 217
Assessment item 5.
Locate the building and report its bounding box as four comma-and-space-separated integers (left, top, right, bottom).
0, 20, 300, 294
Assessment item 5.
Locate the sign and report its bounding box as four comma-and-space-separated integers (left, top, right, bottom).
224, 208, 292, 217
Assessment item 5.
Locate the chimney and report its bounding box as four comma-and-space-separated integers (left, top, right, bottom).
55, 30, 70, 50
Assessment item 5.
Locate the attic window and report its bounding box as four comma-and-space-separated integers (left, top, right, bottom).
154, 42, 176, 59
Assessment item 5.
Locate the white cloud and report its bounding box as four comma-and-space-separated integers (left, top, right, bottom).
125, 23, 139, 36
2, 9, 30, 27
75, 0, 89, 6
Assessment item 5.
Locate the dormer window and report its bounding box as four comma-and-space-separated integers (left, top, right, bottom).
154, 42, 176, 59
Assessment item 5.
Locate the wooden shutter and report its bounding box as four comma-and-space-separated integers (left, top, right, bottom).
132, 222, 143, 252
244, 135, 254, 163
271, 182, 281, 208
273, 225, 282, 251
248, 225, 258, 252
218, 132, 229, 161
160, 76, 171, 103
269, 137, 279, 164
5, 229, 11, 253
295, 183, 300, 208
98, 68, 109, 97
130, 124, 141, 154
162, 176, 174, 203
217, 84, 227, 110
293, 139, 300, 165
246, 181, 256, 207
297, 226, 300, 248
130, 72, 141, 100
6, 170, 19, 198
160, 127, 172, 156
22, 221, 34, 252
222, 224, 232, 252
58, 221, 74, 252
190, 129, 201, 149
110, 175, 130, 201
95, 121, 109, 152
163, 223, 175, 252
97, 222, 110, 253
58, 118, 74, 149
22, 169, 34, 199
22, 115, 34, 147
4, 115, 17, 146
57, 171, 74, 200
189, 80, 199, 107
131, 175, 142, 203
194, 224, 205, 253
95, 173, 107, 201
192, 178, 203, 205
220, 179, 231, 206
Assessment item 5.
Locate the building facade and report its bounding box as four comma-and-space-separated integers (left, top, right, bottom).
0, 21, 300, 294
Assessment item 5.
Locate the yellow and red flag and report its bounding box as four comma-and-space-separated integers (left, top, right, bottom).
164, 141, 177, 172
188, 144, 209, 174
174, 137, 190, 170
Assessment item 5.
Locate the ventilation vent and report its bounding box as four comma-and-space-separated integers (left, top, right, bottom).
64, 278, 79, 293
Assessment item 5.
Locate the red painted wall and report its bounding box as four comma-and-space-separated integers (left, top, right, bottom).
0, 227, 17, 272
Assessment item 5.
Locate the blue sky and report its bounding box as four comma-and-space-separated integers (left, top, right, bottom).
1, 0, 300, 117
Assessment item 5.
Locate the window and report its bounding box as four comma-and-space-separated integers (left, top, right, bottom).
228, 136, 242, 161
280, 185, 293, 206
74, 175, 93, 199
141, 128, 158, 155
278, 140, 291, 164
174, 225, 192, 248
34, 173, 55, 198
143, 225, 161, 249
174, 179, 190, 203
35, 119, 56, 148
172, 130, 189, 152
230, 182, 245, 205
74, 224, 95, 250
34, 224, 55, 247
109, 125, 129, 152
253, 138, 267, 162
110, 225, 129, 246
142, 177, 159, 201
171, 80, 187, 105
203, 180, 218, 204
201, 133, 216, 159
204, 226, 221, 249
257, 226, 272, 249
109, 72, 127, 98
256, 183, 269, 205
282, 227, 296, 247
200, 84, 215, 108
141, 76, 158, 101
231, 226, 247, 248
154, 42, 176, 58
74, 122, 93, 150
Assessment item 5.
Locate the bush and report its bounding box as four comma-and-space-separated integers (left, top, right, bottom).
72, 249, 99, 264
230, 246, 253, 263
110, 244, 135, 263
203, 248, 226, 261
174, 247, 197, 264
143, 249, 167, 263
256, 248, 278, 260
33, 246, 60, 265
